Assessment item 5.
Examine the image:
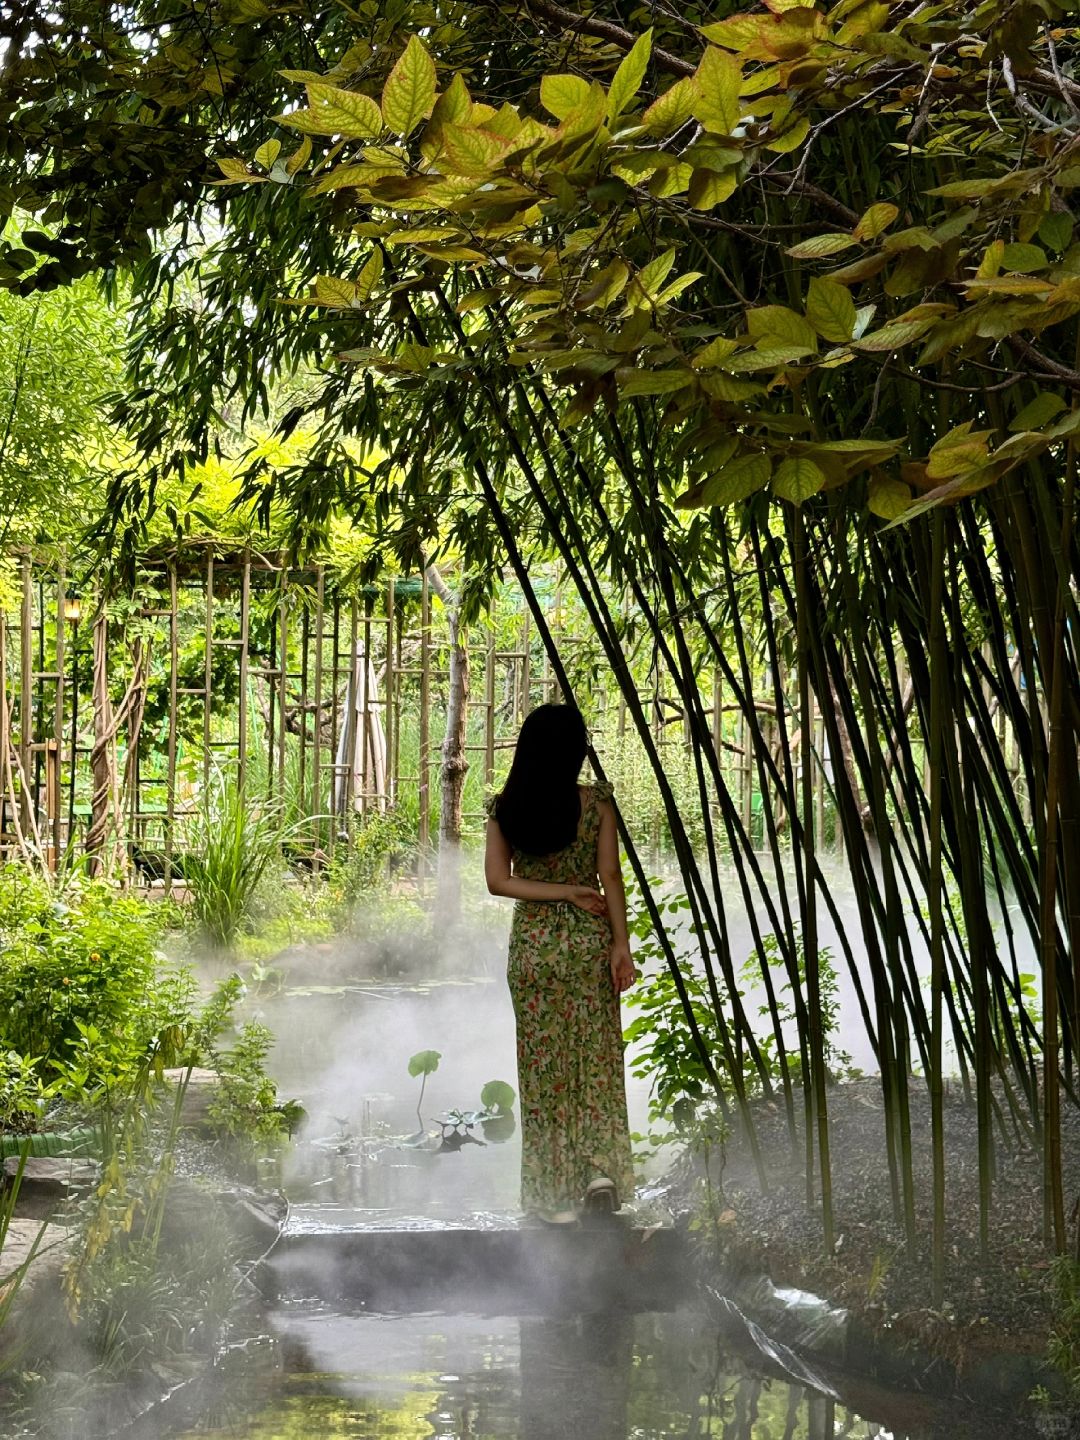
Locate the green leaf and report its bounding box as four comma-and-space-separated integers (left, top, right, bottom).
1009, 392, 1067, 432
253, 139, 281, 170
628, 248, 677, 306
702, 453, 772, 505
408, 1049, 441, 1078
1038, 212, 1073, 254
850, 319, 930, 352
541, 73, 592, 120
852, 202, 899, 242
616, 367, 694, 397
687, 168, 737, 209
746, 305, 818, 350
772, 457, 826, 504
480, 1079, 516, 1113
576, 259, 630, 309
381, 35, 437, 138
926, 422, 990, 479
355, 249, 384, 301
642, 77, 698, 133
441, 124, 510, 175
608, 30, 653, 120
805, 278, 856, 343
299, 84, 383, 138
786, 233, 858, 260
868, 475, 910, 520
1001, 242, 1047, 273
694, 46, 741, 135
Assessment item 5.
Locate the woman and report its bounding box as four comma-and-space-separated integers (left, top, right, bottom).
484, 703, 636, 1224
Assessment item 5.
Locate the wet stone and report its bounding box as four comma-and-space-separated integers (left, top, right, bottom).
2, 1156, 100, 1217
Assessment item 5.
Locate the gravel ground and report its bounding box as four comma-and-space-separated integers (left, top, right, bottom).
672, 1077, 1080, 1370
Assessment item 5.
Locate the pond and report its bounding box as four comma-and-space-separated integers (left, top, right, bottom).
168, 1303, 1009, 1440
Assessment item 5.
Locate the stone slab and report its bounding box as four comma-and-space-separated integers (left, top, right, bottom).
264, 1223, 690, 1314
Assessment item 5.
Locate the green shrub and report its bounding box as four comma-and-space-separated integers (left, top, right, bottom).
0, 867, 192, 1093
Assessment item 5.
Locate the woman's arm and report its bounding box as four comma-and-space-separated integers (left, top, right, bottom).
597, 797, 636, 991
485, 819, 607, 913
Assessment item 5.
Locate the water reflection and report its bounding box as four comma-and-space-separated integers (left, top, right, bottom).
172, 1308, 980, 1440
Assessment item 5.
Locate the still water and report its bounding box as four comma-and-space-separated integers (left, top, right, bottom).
171, 1305, 998, 1440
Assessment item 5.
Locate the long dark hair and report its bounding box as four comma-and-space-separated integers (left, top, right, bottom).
492, 703, 588, 856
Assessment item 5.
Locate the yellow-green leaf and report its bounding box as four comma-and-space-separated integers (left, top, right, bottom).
805, 277, 856, 343
541, 73, 592, 120
926, 423, 991, 479
688, 167, 738, 209
1001, 242, 1047, 273
431, 73, 472, 127
617, 367, 695, 397
747, 305, 818, 350
765, 114, 810, 154
868, 475, 910, 520
254, 139, 281, 170
608, 29, 652, 120
852, 202, 899, 242
694, 46, 741, 134
216, 157, 253, 181
576, 259, 631, 310
692, 337, 739, 369
786, 233, 857, 260
313, 275, 362, 307
654, 272, 704, 307
772, 457, 826, 504
441, 124, 509, 176
627, 248, 677, 307
285, 136, 312, 175
355, 249, 384, 300
702, 453, 772, 505
642, 78, 698, 134
307, 83, 383, 138
381, 35, 437, 138
1009, 392, 1067, 432
850, 319, 930, 352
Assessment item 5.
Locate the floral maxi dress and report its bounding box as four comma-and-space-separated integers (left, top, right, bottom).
486, 781, 635, 1215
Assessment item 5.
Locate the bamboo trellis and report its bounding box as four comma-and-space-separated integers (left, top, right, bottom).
0, 542, 890, 881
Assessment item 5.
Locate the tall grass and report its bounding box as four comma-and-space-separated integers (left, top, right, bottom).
184, 774, 295, 950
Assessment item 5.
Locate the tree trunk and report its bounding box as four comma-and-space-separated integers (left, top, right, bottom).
427, 564, 470, 923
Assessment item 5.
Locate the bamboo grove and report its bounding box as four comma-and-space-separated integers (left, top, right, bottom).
2, 0, 1080, 1305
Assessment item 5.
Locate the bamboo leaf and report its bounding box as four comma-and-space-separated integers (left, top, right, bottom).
381, 35, 437, 137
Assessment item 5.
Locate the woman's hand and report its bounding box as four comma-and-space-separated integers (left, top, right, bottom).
564, 885, 609, 916
610, 941, 636, 993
